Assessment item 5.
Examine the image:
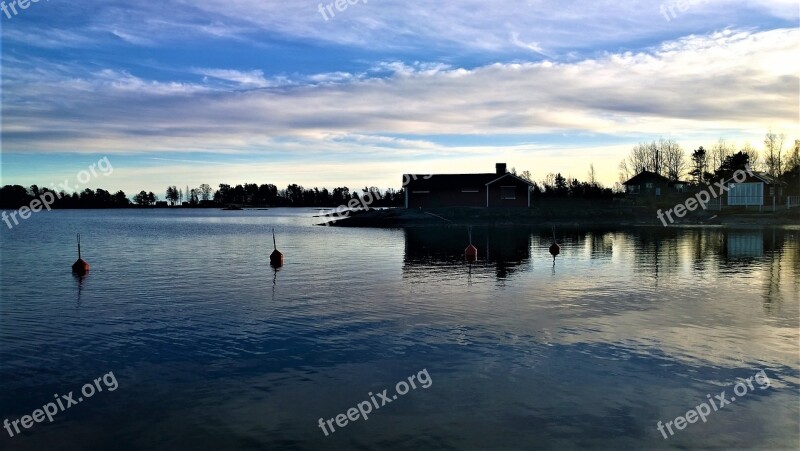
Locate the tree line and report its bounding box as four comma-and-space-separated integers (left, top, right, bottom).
0, 182, 406, 210
511, 166, 615, 199
617, 132, 800, 189
3, 131, 797, 210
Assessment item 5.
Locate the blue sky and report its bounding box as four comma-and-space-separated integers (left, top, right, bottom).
1, 0, 798, 194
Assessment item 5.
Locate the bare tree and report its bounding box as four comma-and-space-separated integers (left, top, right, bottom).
646, 141, 664, 176
542, 173, 556, 190
660, 138, 685, 181
763, 130, 785, 178
628, 142, 655, 174
588, 163, 598, 186
618, 159, 632, 184
622, 138, 680, 179
787, 140, 800, 171
709, 139, 734, 173
739, 143, 761, 172
199, 184, 212, 201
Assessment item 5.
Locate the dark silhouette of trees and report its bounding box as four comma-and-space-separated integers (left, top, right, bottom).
531, 173, 613, 199
199, 184, 212, 201
689, 146, 711, 185
113, 191, 131, 207
554, 174, 569, 196
133, 191, 157, 206
0, 180, 400, 210
166, 186, 179, 205
0, 185, 131, 209
0, 185, 31, 208
188, 188, 199, 205
713, 151, 751, 182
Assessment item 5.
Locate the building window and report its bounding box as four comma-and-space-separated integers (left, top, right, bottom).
500, 186, 516, 200
412, 190, 430, 194
728, 182, 763, 206
627, 185, 639, 194
462, 188, 479, 193
645, 182, 654, 189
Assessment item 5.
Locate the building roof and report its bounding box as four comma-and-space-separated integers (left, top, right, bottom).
405, 172, 533, 190
751, 172, 778, 184
485, 173, 536, 186
722, 171, 781, 185
622, 171, 670, 186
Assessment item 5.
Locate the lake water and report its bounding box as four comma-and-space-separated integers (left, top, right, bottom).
1, 209, 798, 450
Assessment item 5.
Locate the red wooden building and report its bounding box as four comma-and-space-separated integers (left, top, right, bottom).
404, 163, 535, 208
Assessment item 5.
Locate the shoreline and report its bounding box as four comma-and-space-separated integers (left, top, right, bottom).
323, 206, 800, 228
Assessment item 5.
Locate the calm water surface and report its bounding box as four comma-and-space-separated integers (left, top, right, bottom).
1, 209, 798, 450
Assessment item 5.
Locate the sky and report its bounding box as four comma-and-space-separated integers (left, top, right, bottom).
1, 0, 798, 195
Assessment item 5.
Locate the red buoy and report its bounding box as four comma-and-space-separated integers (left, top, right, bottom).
465, 244, 478, 262
549, 225, 560, 258
72, 233, 90, 276
465, 226, 477, 262
270, 229, 284, 268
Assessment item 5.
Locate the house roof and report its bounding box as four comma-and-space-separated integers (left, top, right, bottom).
405, 172, 533, 190
722, 171, 781, 185
623, 171, 670, 186
485, 173, 535, 187
751, 172, 779, 184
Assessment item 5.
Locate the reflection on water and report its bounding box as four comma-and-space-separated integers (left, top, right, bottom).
727, 230, 765, 258
403, 226, 798, 308
0, 210, 798, 450
404, 227, 532, 279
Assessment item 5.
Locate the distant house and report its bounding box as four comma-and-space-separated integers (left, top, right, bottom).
404, 163, 535, 208
722, 171, 783, 208
622, 171, 691, 197
670, 180, 690, 194
623, 171, 671, 197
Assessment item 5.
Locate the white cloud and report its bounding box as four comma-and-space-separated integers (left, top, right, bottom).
2, 28, 798, 188
5, 0, 796, 56
194, 68, 272, 88
73, 0, 800, 53
509, 32, 550, 57
4, 28, 798, 141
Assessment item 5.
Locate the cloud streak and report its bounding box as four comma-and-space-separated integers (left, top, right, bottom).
3, 29, 797, 156
1, 1, 797, 190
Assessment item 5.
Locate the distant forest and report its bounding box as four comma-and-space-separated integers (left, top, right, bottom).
2, 132, 798, 210
0, 184, 406, 210
0, 175, 619, 210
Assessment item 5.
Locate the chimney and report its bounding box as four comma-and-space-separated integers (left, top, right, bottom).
496, 163, 507, 175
